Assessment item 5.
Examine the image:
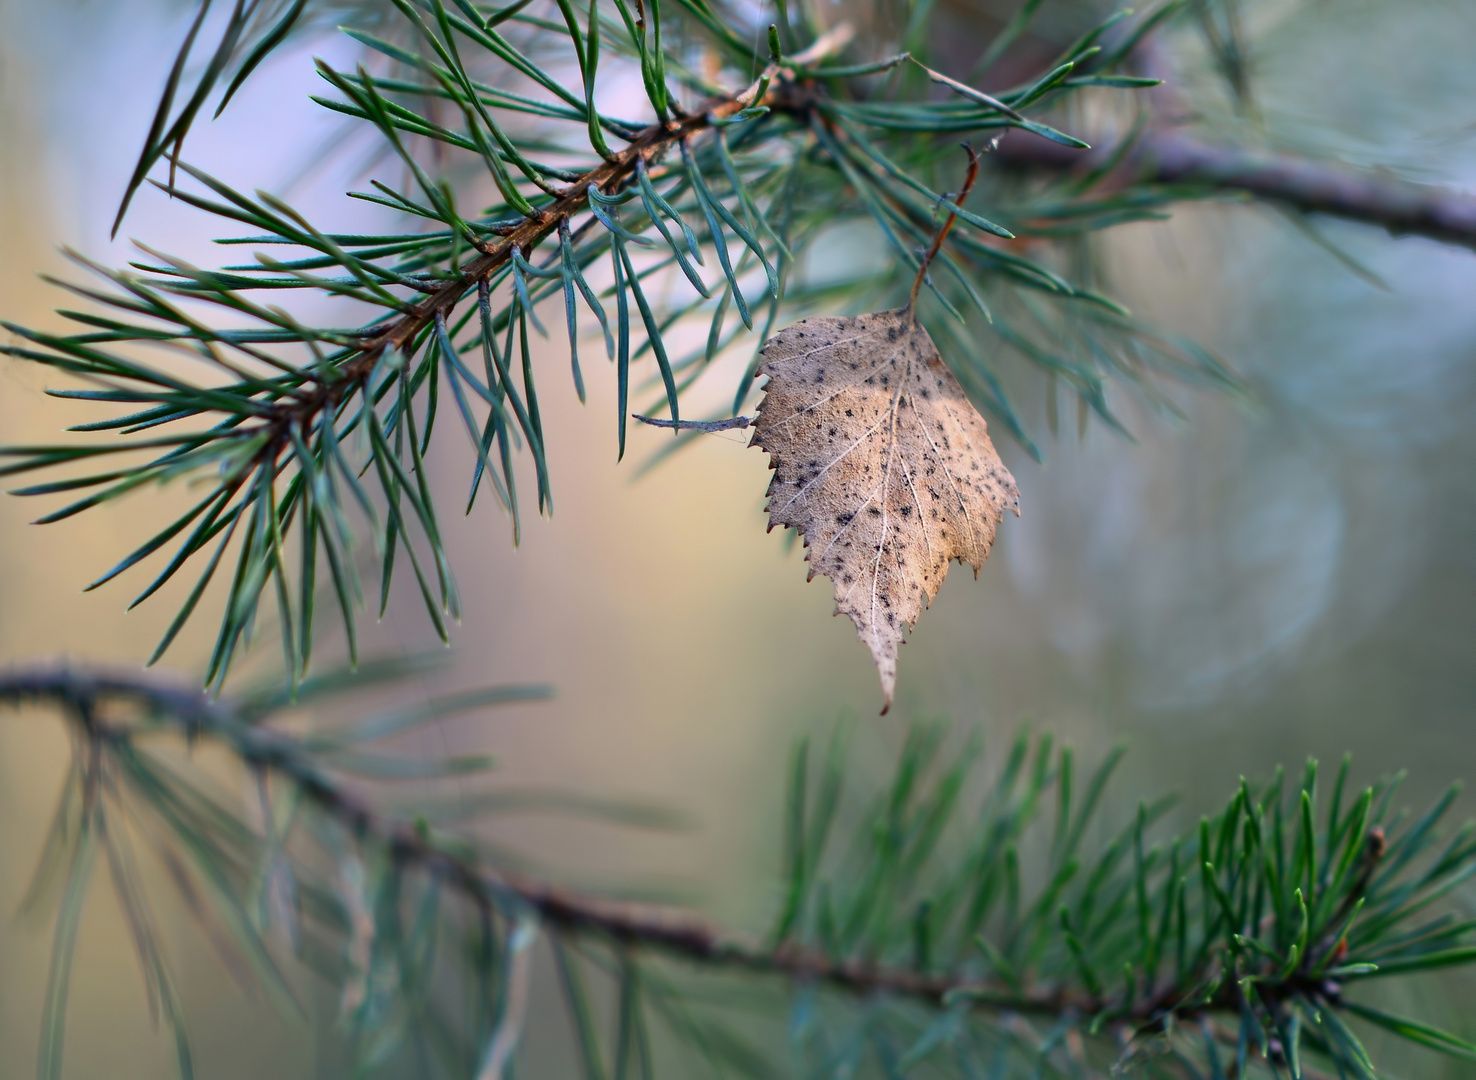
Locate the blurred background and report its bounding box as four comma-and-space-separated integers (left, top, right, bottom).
3, 0, 1476, 1075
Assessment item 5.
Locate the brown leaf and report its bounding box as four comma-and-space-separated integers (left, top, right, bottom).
751, 308, 1019, 711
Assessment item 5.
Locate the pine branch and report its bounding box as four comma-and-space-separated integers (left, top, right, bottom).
8, 663, 1476, 1078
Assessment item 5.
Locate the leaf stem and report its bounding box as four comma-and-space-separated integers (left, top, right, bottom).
909, 144, 981, 312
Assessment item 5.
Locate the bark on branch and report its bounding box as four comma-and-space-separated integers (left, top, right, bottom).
997, 126, 1476, 251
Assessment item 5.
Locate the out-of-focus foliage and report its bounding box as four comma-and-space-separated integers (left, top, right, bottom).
8, 667, 1476, 1079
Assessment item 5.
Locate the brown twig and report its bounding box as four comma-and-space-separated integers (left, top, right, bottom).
909, 143, 981, 310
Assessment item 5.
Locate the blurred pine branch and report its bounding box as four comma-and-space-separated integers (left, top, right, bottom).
6, 664, 1476, 1078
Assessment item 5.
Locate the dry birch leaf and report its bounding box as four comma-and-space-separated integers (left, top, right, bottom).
751, 308, 1019, 711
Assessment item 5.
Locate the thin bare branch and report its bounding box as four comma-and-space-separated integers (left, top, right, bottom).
997, 127, 1476, 251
